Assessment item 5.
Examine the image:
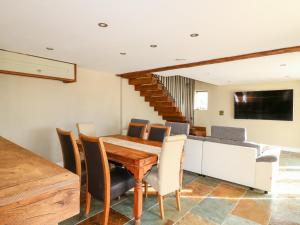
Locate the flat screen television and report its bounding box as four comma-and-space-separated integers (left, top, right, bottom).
234, 89, 293, 121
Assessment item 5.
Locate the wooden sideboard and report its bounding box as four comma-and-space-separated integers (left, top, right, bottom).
0, 137, 80, 225
190, 126, 207, 137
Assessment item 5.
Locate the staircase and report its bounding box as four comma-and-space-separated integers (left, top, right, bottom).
122, 73, 188, 122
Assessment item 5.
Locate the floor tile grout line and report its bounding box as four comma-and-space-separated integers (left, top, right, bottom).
219, 187, 248, 225
173, 182, 219, 224
75, 195, 130, 225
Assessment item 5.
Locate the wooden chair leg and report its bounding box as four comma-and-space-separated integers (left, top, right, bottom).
144, 181, 148, 198
158, 194, 165, 219
85, 191, 91, 215
102, 195, 110, 225
175, 190, 181, 211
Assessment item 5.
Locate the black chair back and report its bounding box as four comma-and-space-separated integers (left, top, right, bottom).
80, 134, 110, 200
148, 125, 171, 142
127, 122, 147, 138
57, 128, 80, 175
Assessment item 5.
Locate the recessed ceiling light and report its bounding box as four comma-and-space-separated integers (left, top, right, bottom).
150, 44, 158, 48
120, 52, 127, 55
175, 58, 186, 61
280, 63, 287, 67
98, 22, 108, 27
190, 33, 199, 37
46, 47, 54, 51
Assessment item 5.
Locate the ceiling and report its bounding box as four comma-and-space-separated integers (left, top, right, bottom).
1, 0, 300, 85
156, 52, 300, 85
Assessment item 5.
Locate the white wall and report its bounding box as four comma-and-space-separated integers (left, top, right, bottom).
121, 78, 164, 130
0, 68, 121, 162
194, 80, 300, 149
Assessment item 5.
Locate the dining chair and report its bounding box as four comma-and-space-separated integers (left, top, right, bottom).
131, 118, 150, 132
165, 122, 190, 135
79, 133, 135, 225
76, 122, 96, 136
143, 135, 187, 219
127, 122, 147, 138
164, 122, 189, 190
147, 124, 171, 142
56, 128, 86, 185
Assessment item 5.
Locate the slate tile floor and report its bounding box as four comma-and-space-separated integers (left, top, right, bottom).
60, 151, 300, 225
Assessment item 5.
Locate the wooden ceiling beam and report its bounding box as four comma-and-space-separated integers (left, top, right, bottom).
118, 45, 300, 77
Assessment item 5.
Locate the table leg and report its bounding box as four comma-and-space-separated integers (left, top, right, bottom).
133, 178, 143, 225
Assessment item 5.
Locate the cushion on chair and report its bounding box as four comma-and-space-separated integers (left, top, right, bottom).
148, 127, 167, 142
211, 126, 247, 141
95, 167, 135, 201
127, 125, 144, 138
144, 167, 159, 191
165, 122, 190, 135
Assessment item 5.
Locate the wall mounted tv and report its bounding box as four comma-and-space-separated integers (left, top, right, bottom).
234, 89, 293, 121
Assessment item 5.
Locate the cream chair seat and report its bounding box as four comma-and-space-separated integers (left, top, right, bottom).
144, 135, 187, 219
76, 122, 96, 136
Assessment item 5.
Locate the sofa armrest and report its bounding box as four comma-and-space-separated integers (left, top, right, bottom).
256, 155, 278, 163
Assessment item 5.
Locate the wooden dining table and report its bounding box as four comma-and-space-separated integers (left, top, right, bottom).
0, 136, 80, 225
77, 135, 162, 225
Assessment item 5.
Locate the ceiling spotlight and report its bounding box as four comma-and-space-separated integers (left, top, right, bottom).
280, 63, 287, 67
98, 22, 108, 27
120, 52, 127, 55
190, 33, 199, 37
150, 44, 158, 48
175, 58, 186, 61
46, 47, 54, 51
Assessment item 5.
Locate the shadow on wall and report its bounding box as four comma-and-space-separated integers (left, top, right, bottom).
30, 127, 61, 162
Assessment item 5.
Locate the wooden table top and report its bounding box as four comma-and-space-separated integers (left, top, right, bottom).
0, 136, 80, 225
78, 135, 162, 167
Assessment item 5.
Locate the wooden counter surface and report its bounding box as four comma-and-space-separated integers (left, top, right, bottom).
0, 136, 80, 225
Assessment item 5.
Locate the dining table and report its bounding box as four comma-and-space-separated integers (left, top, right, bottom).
0, 136, 80, 225
77, 134, 162, 225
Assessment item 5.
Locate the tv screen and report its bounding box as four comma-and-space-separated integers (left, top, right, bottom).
234, 89, 293, 121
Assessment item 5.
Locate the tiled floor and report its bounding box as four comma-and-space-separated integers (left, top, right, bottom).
60, 151, 300, 225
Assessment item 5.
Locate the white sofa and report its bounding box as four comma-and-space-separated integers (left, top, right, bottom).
183, 126, 280, 193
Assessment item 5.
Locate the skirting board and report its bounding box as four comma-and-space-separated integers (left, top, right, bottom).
56, 161, 64, 167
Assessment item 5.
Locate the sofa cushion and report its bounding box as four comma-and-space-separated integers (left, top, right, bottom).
205, 137, 260, 151
256, 155, 278, 162
211, 126, 246, 141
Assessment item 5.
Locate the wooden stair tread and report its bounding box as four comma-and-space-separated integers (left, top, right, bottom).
154, 106, 179, 113
150, 101, 175, 107
121, 73, 152, 79
163, 116, 187, 122
129, 77, 158, 85
145, 96, 171, 102
159, 111, 182, 117
135, 83, 163, 91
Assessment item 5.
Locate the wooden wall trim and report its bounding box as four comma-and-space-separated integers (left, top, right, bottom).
118, 45, 300, 77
